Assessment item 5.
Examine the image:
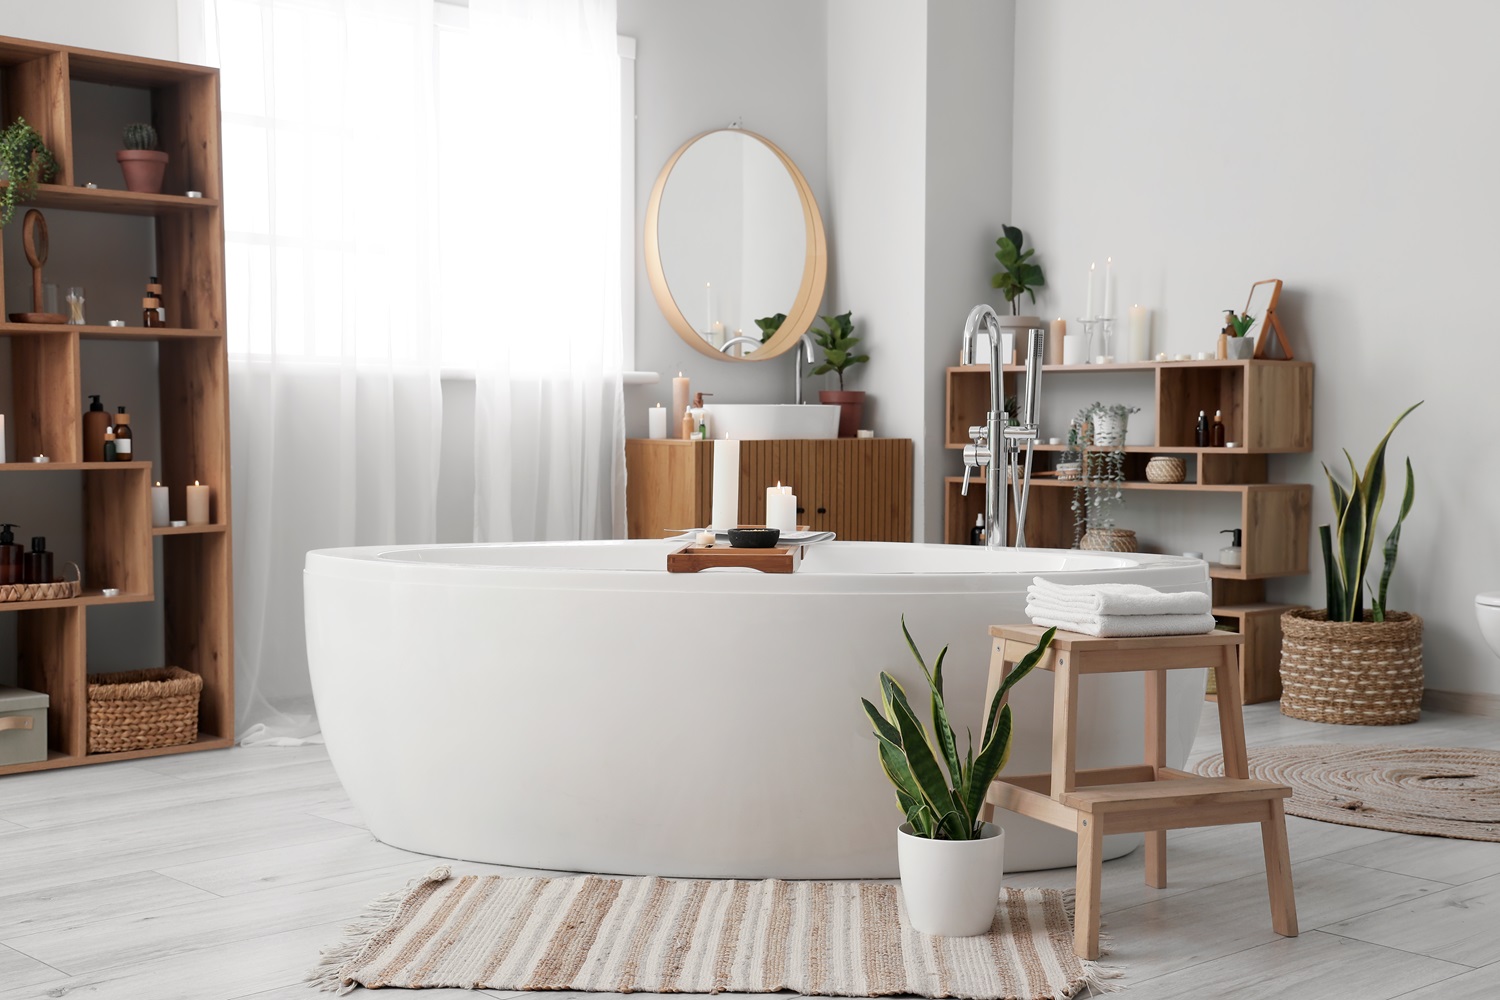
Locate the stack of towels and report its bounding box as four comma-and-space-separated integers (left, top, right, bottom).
1026, 577, 1216, 637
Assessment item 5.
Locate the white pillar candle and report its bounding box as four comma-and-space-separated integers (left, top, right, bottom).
710, 437, 740, 530
1102, 256, 1114, 318
766, 482, 797, 534
1084, 262, 1096, 320
151, 482, 170, 527
186, 480, 211, 526
1128, 305, 1151, 362
704, 282, 712, 332
671, 373, 690, 439
647, 403, 667, 440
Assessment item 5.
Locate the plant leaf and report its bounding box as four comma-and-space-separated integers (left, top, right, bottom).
1002, 224, 1023, 250
1375, 458, 1415, 620
861, 697, 902, 749
965, 704, 1014, 822
889, 695, 958, 834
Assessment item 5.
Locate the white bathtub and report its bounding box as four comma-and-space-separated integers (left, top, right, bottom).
305, 541, 1210, 878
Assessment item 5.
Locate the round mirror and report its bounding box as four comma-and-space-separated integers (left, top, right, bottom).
645, 128, 826, 361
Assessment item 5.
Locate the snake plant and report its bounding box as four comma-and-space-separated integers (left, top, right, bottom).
861, 618, 1054, 840
1320, 401, 1422, 622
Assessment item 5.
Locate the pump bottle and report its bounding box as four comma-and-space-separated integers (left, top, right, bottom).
83, 395, 109, 462
0, 524, 22, 585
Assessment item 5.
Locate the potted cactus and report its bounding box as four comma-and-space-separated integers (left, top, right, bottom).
861, 618, 1054, 935
117, 123, 168, 194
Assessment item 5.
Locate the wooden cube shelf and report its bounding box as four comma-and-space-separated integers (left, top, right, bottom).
0, 35, 232, 776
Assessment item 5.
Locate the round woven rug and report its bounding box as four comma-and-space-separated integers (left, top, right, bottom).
1192, 745, 1500, 842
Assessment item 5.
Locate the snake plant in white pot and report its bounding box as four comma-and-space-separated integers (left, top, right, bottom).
862, 619, 1054, 935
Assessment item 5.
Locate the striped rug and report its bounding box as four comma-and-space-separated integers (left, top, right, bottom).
311, 866, 1113, 998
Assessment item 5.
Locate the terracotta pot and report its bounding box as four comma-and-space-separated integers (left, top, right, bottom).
819, 389, 865, 438
116, 149, 169, 194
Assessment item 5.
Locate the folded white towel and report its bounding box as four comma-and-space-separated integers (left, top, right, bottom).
1027, 611, 1219, 638
1029, 577, 1211, 616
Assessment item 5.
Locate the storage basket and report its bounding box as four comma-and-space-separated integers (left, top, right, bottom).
1279, 609, 1424, 725
1079, 527, 1138, 553
0, 563, 81, 603
87, 666, 202, 753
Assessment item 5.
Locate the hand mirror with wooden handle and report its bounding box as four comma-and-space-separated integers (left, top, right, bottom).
8, 209, 68, 324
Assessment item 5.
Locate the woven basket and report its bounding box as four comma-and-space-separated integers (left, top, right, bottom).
1079, 527, 1139, 552
1279, 609, 1424, 725
88, 667, 202, 754
0, 563, 81, 603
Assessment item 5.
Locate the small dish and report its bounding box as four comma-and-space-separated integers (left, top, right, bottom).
727, 527, 780, 549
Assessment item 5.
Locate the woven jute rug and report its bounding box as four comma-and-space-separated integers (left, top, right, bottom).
311, 866, 1117, 998
1193, 744, 1500, 842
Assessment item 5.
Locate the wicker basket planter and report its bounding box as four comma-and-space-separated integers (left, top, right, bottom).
1079, 527, 1138, 553
1279, 609, 1424, 725
87, 667, 202, 754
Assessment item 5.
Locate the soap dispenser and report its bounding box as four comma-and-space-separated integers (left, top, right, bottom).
691, 392, 714, 440
22, 537, 52, 585
1219, 528, 1243, 568
83, 395, 109, 462
0, 524, 22, 585
970, 513, 985, 546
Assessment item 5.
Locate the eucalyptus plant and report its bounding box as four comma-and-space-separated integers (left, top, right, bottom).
754, 312, 787, 344
862, 617, 1055, 840
0, 117, 60, 227
1065, 402, 1136, 543
122, 123, 159, 151
809, 311, 868, 390
1319, 402, 1421, 622
990, 224, 1045, 316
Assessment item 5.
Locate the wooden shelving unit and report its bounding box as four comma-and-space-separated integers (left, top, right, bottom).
943, 359, 1314, 704
0, 36, 232, 775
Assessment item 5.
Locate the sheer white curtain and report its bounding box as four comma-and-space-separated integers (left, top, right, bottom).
469, 0, 626, 542
185, 0, 445, 743
181, 0, 626, 741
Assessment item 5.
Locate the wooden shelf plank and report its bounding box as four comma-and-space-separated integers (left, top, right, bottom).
0, 590, 153, 614
948, 359, 1314, 375
0, 181, 219, 216
0, 461, 151, 472
1212, 602, 1303, 617
0, 322, 219, 339
152, 523, 227, 536
944, 441, 1303, 454
942, 475, 1287, 495
0, 733, 233, 776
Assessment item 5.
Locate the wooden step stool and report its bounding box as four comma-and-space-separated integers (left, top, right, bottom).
979, 625, 1297, 960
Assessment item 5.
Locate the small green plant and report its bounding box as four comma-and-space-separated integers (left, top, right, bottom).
122, 123, 159, 151
1224, 310, 1255, 337
809, 311, 868, 390
1320, 402, 1421, 622
0, 117, 60, 227
862, 617, 1055, 840
990, 224, 1045, 316
754, 312, 787, 344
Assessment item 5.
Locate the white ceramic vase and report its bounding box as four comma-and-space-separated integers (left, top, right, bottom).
1062, 334, 1089, 365
1093, 410, 1129, 447
1226, 337, 1256, 360
896, 822, 1005, 936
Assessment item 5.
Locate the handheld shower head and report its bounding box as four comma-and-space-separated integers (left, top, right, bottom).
1021, 326, 1045, 427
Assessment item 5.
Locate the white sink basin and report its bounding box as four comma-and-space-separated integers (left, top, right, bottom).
701, 404, 841, 439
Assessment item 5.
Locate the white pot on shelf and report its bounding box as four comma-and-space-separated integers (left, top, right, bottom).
897, 822, 1005, 936
1226, 337, 1256, 360
1092, 410, 1130, 447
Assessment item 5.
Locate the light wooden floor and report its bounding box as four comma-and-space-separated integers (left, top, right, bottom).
2, 703, 1498, 999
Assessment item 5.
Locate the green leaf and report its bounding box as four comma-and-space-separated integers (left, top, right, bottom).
965, 704, 1014, 822
1375, 458, 1415, 620
1002, 224, 1023, 251
995, 237, 1020, 268
861, 697, 902, 749
880, 672, 914, 724
1320, 524, 1344, 616
889, 696, 959, 835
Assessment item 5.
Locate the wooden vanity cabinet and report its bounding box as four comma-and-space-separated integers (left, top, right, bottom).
626, 438, 914, 541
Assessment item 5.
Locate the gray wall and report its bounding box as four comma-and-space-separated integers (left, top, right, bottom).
1012, 0, 1500, 696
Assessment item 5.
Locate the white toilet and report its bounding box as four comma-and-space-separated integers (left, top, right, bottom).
1478, 592, 1500, 657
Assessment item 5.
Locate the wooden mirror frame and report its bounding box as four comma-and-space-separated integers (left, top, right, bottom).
644, 128, 827, 362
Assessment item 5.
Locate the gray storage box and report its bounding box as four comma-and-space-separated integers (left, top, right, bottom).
0, 686, 49, 767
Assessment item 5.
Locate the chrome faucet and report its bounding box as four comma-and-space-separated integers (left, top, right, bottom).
719, 332, 817, 404
959, 305, 1045, 549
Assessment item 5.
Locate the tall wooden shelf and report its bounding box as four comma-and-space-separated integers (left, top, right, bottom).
0, 36, 232, 775
942, 359, 1314, 704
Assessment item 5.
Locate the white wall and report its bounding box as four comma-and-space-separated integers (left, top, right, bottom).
1013, 0, 1500, 695
617, 0, 830, 435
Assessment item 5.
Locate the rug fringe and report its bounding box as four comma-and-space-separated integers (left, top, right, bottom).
305, 864, 453, 994
1058, 889, 1124, 997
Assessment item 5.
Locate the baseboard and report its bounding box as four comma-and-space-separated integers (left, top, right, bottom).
1423, 688, 1500, 719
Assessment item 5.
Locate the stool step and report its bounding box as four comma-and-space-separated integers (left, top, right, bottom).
1061, 776, 1290, 814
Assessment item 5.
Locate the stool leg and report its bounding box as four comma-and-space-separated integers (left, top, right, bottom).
1074, 815, 1104, 960
1144, 669, 1168, 888
1214, 645, 1250, 779
1261, 798, 1298, 937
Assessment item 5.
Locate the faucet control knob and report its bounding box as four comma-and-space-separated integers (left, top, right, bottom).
960, 443, 991, 497
968, 424, 987, 443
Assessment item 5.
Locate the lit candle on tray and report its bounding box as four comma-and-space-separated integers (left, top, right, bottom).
186, 481, 211, 526
766, 482, 797, 534
151, 481, 170, 527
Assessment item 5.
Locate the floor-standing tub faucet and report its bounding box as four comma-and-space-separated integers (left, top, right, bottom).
960, 306, 1045, 549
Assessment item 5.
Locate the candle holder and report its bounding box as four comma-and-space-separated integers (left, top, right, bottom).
1075, 318, 1114, 363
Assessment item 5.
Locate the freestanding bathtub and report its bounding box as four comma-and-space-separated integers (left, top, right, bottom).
305, 541, 1211, 878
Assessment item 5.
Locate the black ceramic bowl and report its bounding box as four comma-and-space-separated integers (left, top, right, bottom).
727, 527, 781, 549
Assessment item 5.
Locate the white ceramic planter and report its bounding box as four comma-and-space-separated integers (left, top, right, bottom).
1093, 410, 1129, 447
897, 822, 1005, 936
1226, 337, 1256, 359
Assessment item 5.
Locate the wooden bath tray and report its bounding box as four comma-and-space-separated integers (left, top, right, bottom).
667, 544, 800, 574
